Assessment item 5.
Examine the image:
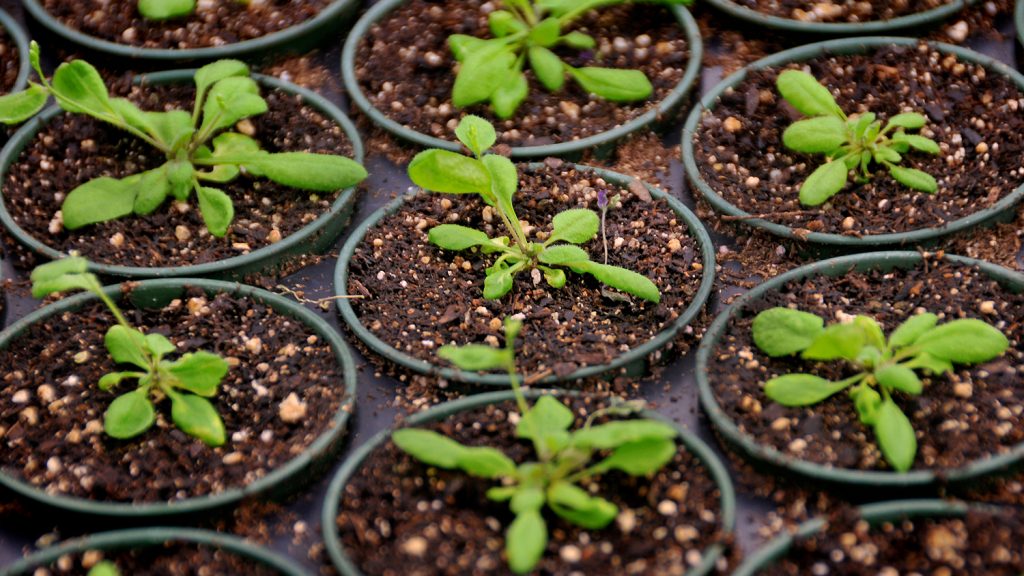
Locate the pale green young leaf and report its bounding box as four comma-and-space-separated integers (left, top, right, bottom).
437, 344, 511, 371
87, 560, 121, 576
886, 112, 927, 129
850, 113, 875, 140
167, 158, 195, 200
570, 261, 661, 303
538, 244, 590, 265
62, 177, 137, 230
146, 110, 194, 152
853, 315, 885, 351
104, 389, 156, 439
542, 266, 566, 288
529, 17, 561, 47
168, 390, 226, 446
455, 446, 517, 478
453, 42, 517, 107
194, 60, 249, 100
455, 115, 497, 157
481, 154, 521, 232
764, 373, 853, 406
518, 395, 574, 442
914, 319, 1009, 364
888, 165, 937, 193
548, 208, 599, 244
802, 322, 867, 361
167, 351, 229, 397
428, 224, 494, 250
874, 400, 917, 472
138, 0, 196, 20
491, 72, 529, 119
51, 60, 114, 118
392, 428, 468, 468
98, 371, 142, 391
529, 47, 565, 92
144, 333, 177, 357
591, 437, 676, 475
782, 116, 847, 153
851, 385, 882, 425
892, 133, 940, 155
569, 67, 652, 102
448, 34, 486, 62
195, 132, 260, 182
873, 147, 902, 164
751, 307, 825, 357
888, 313, 938, 348
776, 70, 843, 118
0, 85, 49, 125
105, 325, 150, 370
876, 364, 922, 395
131, 167, 172, 215
409, 150, 491, 194
548, 482, 618, 529
488, 10, 527, 37
196, 186, 234, 237
572, 420, 676, 450
561, 31, 596, 49
484, 266, 516, 299
200, 77, 267, 136
799, 159, 848, 206
507, 511, 547, 575
236, 152, 367, 192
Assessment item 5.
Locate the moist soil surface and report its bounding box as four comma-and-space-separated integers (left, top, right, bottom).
693, 44, 1024, 237
29, 542, 282, 576
335, 395, 726, 576
347, 162, 706, 379
0, 27, 18, 95
3, 80, 353, 270
39, 0, 335, 50
0, 287, 347, 503
725, 0, 956, 23
354, 0, 691, 148
760, 507, 1024, 574
706, 259, 1024, 472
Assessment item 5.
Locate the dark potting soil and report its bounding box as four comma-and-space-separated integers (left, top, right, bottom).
354, 0, 691, 148
347, 162, 706, 379
725, 0, 956, 23
760, 507, 1024, 575
0, 27, 18, 95
39, 0, 335, 50
27, 542, 282, 576
3, 81, 354, 270
0, 288, 347, 503
335, 396, 726, 576
706, 259, 1024, 472
693, 44, 1024, 236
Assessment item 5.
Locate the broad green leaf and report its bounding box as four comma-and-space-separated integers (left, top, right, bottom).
196, 186, 234, 237
453, 42, 517, 107
776, 70, 843, 118
751, 307, 825, 357
87, 560, 121, 576
428, 224, 494, 250
876, 364, 922, 395
799, 160, 848, 206
109, 98, 156, 138
194, 60, 249, 101
873, 147, 902, 164
764, 373, 853, 406
62, 177, 136, 230
529, 17, 561, 47
569, 67, 652, 102
888, 165, 937, 193
167, 158, 195, 200
889, 313, 938, 348
455, 115, 497, 157
200, 77, 267, 137
911, 353, 953, 376
548, 208, 599, 244
455, 446, 517, 478
874, 400, 917, 472
196, 132, 261, 182
437, 344, 511, 371
518, 395, 574, 444
481, 154, 521, 236
392, 428, 469, 468
98, 371, 141, 391
167, 351, 228, 397
572, 419, 677, 450
591, 437, 676, 475
851, 385, 882, 425
548, 482, 618, 529
131, 167, 172, 215
892, 133, 940, 155
146, 110, 195, 152
488, 10, 527, 37
105, 326, 150, 370
914, 319, 1009, 364
448, 34, 487, 62
850, 113, 876, 140
561, 31, 596, 49
104, 389, 156, 439
886, 112, 926, 129
0, 85, 49, 124
408, 150, 491, 194
853, 316, 886, 351
484, 266, 516, 299
802, 323, 867, 361
529, 47, 565, 92
570, 261, 661, 303
144, 333, 177, 357
506, 511, 547, 575
30, 256, 88, 283
221, 152, 368, 192
51, 60, 114, 118
538, 244, 590, 265
510, 485, 544, 513
29, 257, 95, 298
491, 72, 529, 119
782, 116, 847, 153
168, 390, 226, 446
138, 0, 196, 20
486, 486, 518, 502
542, 266, 566, 288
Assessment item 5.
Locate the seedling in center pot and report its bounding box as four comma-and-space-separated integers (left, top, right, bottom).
30, 257, 231, 446
0, 43, 367, 237
751, 307, 1009, 471
776, 70, 941, 207
408, 115, 660, 303
393, 318, 679, 573
449, 0, 692, 118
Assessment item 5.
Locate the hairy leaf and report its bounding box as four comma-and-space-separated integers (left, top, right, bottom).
776, 70, 843, 118
782, 116, 847, 153
529, 46, 565, 91
455, 114, 497, 157
62, 177, 137, 230
888, 165, 937, 193
196, 186, 234, 237
409, 150, 491, 194
570, 260, 660, 303
491, 72, 529, 119
752, 307, 825, 357
453, 42, 517, 107
802, 322, 868, 361
0, 85, 49, 125
764, 373, 853, 406
876, 364, 922, 395
538, 244, 590, 265
429, 224, 495, 250
105, 326, 150, 370
874, 400, 916, 472
104, 389, 156, 439
799, 159, 848, 206
889, 313, 938, 348
569, 67, 652, 102
914, 319, 1009, 364
168, 390, 226, 446
167, 351, 229, 397
548, 208, 599, 244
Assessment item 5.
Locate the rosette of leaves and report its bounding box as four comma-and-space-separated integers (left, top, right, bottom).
776, 70, 941, 207
751, 307, 1009, 471
394, 318, 679, 573
30, 257, 231, 446
408, 115, 660, 302
450, 0, 692, 118
0, 43, 367, 237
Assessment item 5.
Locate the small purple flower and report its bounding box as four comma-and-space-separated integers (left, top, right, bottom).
597, 189, 608, 210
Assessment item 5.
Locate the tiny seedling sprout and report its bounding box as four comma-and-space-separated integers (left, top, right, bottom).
776, 70, 941, 207
393, 318, 679, 573
30, 257, 231, 446
751, 307, 1009, 471
408, 115, 660, 303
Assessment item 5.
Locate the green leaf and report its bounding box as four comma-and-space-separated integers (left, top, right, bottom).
491, 72, 529, 119
195, 60, 250, 100
802, 323, 867, 361
888, 165, 937, 193
548, 208, 599, 244
776, 70, 843, 118
98, 371, 141, 392
874, 400, 917, 472
147, 110, 195, 152
61, 177, 137, 230
105, 326, 150, 370
131, 167, 172, 215
886, 112, 926, 129
144, 333, 176, 357
570, 261, 661, 303
138, 0, 196, 20
529, 17, 562, 47
408, 150, 491, 194
561, 31, 596, 49
199, 77, 267, 137
221, 152, 367, 192
167, 159, 195, 200
510, 485, 545, 513
572, 420, 677, 450
850, 113, 876, 140
109, 98, 156, 138
484, 265, 517, 299
437, 344, 511, 371
799, 160, 849, 206
393, 428, 469, 468
0, 85, 49, 125
591, 437, 676, 475
87, 560, 121, 576
51, 60, 114, 118
506, 511, 547, 575
764, 373, 853, 406
873, 147, 902, 164
892, 133, 940, 155
541, 266, 566, 289
518, 395, 574, 444
455, 446, 517, 478
853, 316, 886, 351
489, 10, 527, 37
104, 389, 156, 440
876, 364, 922, 395
429, 224, 495, 251
851, 385, 882, 425
166, 351, 228, 397
196, 186, 234, 237
455, 115, 497, 157
914, 319, 1009, 364
168, 390, 226, 446
889, 313, 938, 348
453, 42, 517, 107
548, 482, 618, 529
529, 47, 565, 92
568, 67, 652, 102
196, 132, 259, 182
481, 154, 522, 235
782, 116, 848, 153
486, 486, 518, 502
911, 353, 953, 376
751, 307, 825, 357
448, 34, 487, 62
538, 244, 590, 265
30, 256, 88, 283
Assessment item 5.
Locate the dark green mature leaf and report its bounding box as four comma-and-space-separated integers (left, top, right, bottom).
429, 224, 495, 250
105, 326, 150, 370
393, 428, 468, 468
802, 323, 867, 361
200, 77, 267, 136
168, 390, 225, 446
484, 265, 517, 299
529, 47, 565, 92
453, 42, 517, 107
876, 364, 922, 395
886, 113, 926, 129
914, 319, 1009, 364
455, 114, 497, 157
409, 150, 491, 194
491, 72, 529, 119
548, 482, 618, 529
752, 307, 825, 357
874, 400, 916, 472
569, 67, 652, 102
570, 261, 661, 303
888, 165, 937, 193
196, 186, 234, 237
538, 244, 590, 265
167, 351, 228, 397
131, 167, 172, 215
776, 70, 843, 118
138, 0, 196, 20
62, 177, 137, 230
438, 344, 512, 371
573, 420, 676, 450
799, 159, 848, 206
104, 389, 156, 439
506, 511, 547, 575
549, 208, 599, 244
782, 116, 847, 153
764, 373, 853, 406
0, 85, 49, 124
592, 437, 676, 475
51, 60, 114, 118
851, 385, 882, 425
455, 446, 517, 478
889, 313, 938, 349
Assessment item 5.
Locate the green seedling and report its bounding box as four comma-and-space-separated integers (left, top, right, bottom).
31, 257, 231, 446
752, 307, 1009, 472
87, 560, 120, 576
776, 70, 940, 207
394, 318, 678, 573
137, 0, 251, 21
408, 116, 660, 302
0, 43, 367, 237
449, 0, 692, 118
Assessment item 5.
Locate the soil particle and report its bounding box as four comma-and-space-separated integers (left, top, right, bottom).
29, 542, 282, 575
723, 0, 956, 23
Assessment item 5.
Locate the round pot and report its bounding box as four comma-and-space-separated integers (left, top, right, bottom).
682, 37, 1024, 248
1017, 0, 1024, 48
695, 251, 1024, 491
0, 278, 357, 519
322, 389, 737, 576
703, 0, 976, 35
334, 163, 716, 386
1, 527, 307, 575
21, 0, 359, 63
0, 70, 365, 280
340, 0, 703, 159
0, 7, 31, 94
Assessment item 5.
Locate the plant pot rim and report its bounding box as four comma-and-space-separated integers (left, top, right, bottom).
703, 0, 976, 35
339, 0, 703, 159
732, 499, 1007, 575
681, 36, 1024, 247
0, 69, 365, 280
0, 526, 308, 576
1017, 0, 1024, 47
695, 250, 1024, 488
20, 0, 358, 62
0, 7, 31, 94
334, 163, 717, 386
321, 388, 737, 576
0, 277, 357, 518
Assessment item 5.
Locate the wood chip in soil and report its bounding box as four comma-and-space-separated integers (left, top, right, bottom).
347, 162, 706, 378
23, 542, 283, 575
335, 396, 726, 576
354, 0, 691, 148
3, 80, 353, 271
693, 44, 1024, 236
706, 259, 1024, 472
722, 0, 957, 23
39, 0, 334, 50
0, 287, 347, 503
